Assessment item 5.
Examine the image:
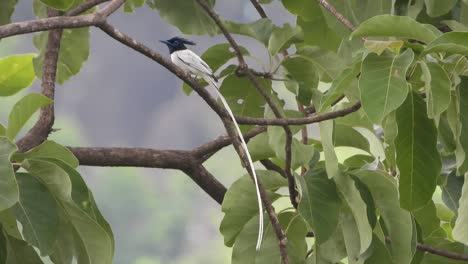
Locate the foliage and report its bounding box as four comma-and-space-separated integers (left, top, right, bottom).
1, 0, 468, 263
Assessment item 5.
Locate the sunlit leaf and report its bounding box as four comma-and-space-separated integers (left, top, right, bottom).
395, 92, 441, 210
6, 93, 52, 140
351, 15, 439, 43
359, 49, 414, 124
13, 173, 58, 256
364, 40, 404, 55
0, 54, 36, 97
0, 137, 19, 211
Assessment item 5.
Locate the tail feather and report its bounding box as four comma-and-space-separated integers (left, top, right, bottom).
204, 76, 264, 251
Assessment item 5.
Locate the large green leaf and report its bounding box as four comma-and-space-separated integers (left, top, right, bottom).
268, 23, 303, 56
148, 0, 218, 35
296, 46, 345, 82
220, 75, 270, 132
220, 170, 287, 247
34, 27, 90, 84
351, 15, 439, 43
312, 224, 347, 263
39, 0, 74, 10
359, 49, 414, 124
453, 173, 468, 245
6, 93, 52, 140
319, 120, 339, 179
420, 62, 451, 120
13, 173, 58, 256
297, 169, 341, 244
442, 171, 464, 213
282, 57, 318, 105
353, 170, 414, 264
201, 44, 249, 73
49, 216, 74, 264
12, 140, 79, 168
5, 234, 44, 264
413, 201, 445, 240
0, 54, 36, 97
424, 32, 468, 57
0, 137, 19, 211
424, 0, 457, 17
456, 78, 468, 174
364, 235, 392, 264
231, 212, 308, 264
395, 92, 441, 210
224, 19, 275, 47
334, 172, 373, 255
0, 0, 17, 25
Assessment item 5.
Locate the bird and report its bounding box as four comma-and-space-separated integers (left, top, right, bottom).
160, 37, 264, 250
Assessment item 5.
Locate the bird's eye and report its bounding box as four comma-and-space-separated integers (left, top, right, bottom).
173, 40, 179, 46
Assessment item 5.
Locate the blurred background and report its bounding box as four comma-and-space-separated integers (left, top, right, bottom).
0, 1, 293, 263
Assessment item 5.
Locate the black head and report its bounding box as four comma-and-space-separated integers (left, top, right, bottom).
160, 37, 196, 54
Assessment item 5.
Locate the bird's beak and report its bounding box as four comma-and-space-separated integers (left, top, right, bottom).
159, 40, 169, 45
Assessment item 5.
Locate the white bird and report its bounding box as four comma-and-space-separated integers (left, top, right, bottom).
161, 37, 264, 250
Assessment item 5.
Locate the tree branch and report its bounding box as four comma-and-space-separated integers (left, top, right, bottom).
316, 0, 356, 31
65, 0, 111, 16
249, 0, 268, 18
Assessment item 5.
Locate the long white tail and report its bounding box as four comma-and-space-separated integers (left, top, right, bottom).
204, 76, 264, 251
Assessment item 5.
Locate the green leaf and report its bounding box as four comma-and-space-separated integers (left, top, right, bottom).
395, 92, 441, 210
420, 62, 451, 120
13, 173, 58, 256
424, 32, 468, 57
49, 217, 74, 264
364, 235, 392, 264
364, 40, 404, 55
247, 133, 275, 161
282, 57, 318, 105
333, 124, 370, 153
0, 54, 36, 96
231, 212, 308, 264
296, 46, 345, 82
351, 15, 439, 43
5, 234, 44, 264
319, 120, 339, 179
12, 140, 79, 168
297, 16, 342, 52
34, 27, 90, 84
297, 169, 341, 244
319, 66, 358, 111
359, 49, 414, 124
201, 43, 249, 73
442, 171, 464, 213
456, 78, 468, 174
220, 170, 287, 247
220, 75, 270, 132
424, 0, 457, 17
39, 0, 74, 10
0, 0, 18, 26
21, 158, 72, 200
453, 173, 468, 244
0, 137, 19, 211
413, 201, 445, 240
6, 93, 52, 140
0, 124, 5, 136
312, 224, 347, 263
334, 172, 372, 255
224, 19, 275, 47
268, 23, 303, 56
148, 0, 218, 35
353, 170, 414, 264
124, 0, 144, 12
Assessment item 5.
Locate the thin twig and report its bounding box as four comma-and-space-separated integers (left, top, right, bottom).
250, 0, 268, 18
316, 0, 356, 31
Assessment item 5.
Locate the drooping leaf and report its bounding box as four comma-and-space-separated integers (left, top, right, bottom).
0, 0, 18, 26
124, 0, 144, 12
453, 173, 468, 245
424, 0, 457, 17
34, 27, 90, 84
12, 140, 79, 168
282, 57, 318, 105
220, 170, 287, 247
224, 19, 275, 47
6, 93, 52, 140
231, 212, 308, 264
268, 23, 303, 56
201, 43, 249, 73
353, 170, 414, 264
424, 32, 468, 57
5, 234, 44, 264
13, 173, 58, 256
420, 62, 451, 120
297, 169, 341, 244
148, 0, 217, 35
395, 92, 441, 210
0, 54, 36, 97
351, 15, 439, 43
442, 171, 464, 213
39, 0, 74, 10
359, 49, 414, 124
0, 137, 19, 211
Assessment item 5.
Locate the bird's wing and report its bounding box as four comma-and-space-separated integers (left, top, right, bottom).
175, 49, 214, 77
